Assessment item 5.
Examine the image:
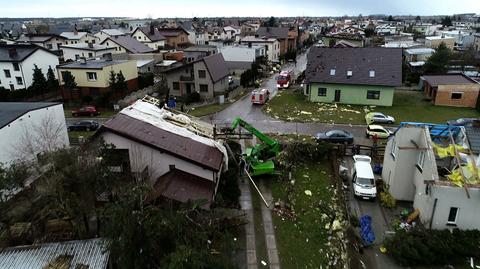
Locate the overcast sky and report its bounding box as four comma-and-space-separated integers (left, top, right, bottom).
0, 0, 479, 18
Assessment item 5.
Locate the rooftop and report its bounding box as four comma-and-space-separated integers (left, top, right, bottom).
0, 238, 109, 269
60, 31, 90, 40
426, 35, 455, 40
0, 102, 60, 129
101, 35, 154, 54
98, 28, 125, 36
240, 36, 278, 43
16, 34, 65, 43
422, 74, 478, 87
60, 43, 113, 51
405, 47, 435, 55
255, 27, 289, 39
0, 44, 55, 62
134, 27, 166, 42
58, 59, 130, 69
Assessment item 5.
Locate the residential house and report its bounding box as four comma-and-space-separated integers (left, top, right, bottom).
224, 26, 241, 41
304, 47, 402, 106
183, 45, 217, 62
382, 123, 480, 230
60, 31, 99, 45
422, 74, 480, 108
0, 238, 109, 269
255, 27, 295, 55
131, 26, 166, 50
95, 99, 228, 209
220, 45, 265, 74
16, 33, 67, 51
100, 35, 154, 54
474, 33, 480, 53
240, 36, 280, 62
162, 53, 228, 99
57, 57, 138, 101
0, 102, 69, 165
376, 25, 397, 35
425, 36, 456, 50
0, 44, 59, 90
404, 47, 435, 70
206, 27, 227, 41
157, 27, 190, 49
94, 28, 125, 43
322, 34, 365, 48
60, 43, 116, 61
241, 23, 260, 36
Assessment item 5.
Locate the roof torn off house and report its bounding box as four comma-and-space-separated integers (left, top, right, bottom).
0, 238, 109, 269
382, 122, 480, 230
94, 96, 228, 209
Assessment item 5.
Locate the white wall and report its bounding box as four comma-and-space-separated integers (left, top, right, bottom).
220, 46, 260, 62
61, 47, 116, 61
0, 49, 59, 90
239, 40, 280, 62
0, 104, 69, 166
100, 132, 220, 185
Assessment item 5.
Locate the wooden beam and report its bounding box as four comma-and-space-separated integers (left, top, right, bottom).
398, 146, 428, 150
448, 129, 470, 199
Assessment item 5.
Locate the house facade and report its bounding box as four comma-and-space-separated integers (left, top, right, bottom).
157, 28, 190, 48
162, 53, 228, 99
57, 58, 138, 101
16, 34, 67, 51
131, 27, 166, 50
183, 45, 217, 62
425, 36, 456, 50
60, 44, 116, 61
255, 27, 295, 55
382, 123, 480, 230
240, 36, 280, 62
60, 31, 99, 45
422, 74, 480, 108
0, 102, 69, 166
93, 29, 125, 43
0, 44, 59, 90
100, 36, 154, 54
304, 47, 402, 106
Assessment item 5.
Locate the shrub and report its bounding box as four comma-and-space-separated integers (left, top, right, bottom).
379, 190, 396, 208
181, 92, 201, 105
385, 228, 480, 266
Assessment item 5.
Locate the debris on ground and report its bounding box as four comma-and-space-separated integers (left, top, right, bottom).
304, 190, 312, 196
273, 201, 297, 221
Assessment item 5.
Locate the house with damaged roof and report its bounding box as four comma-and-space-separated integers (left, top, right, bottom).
93, 98, 228, 209
304, 47, 402, 106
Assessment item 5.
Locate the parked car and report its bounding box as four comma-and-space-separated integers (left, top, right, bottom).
447, 118, 477, 127
365, 112, 395, 124
352, 155, 377, 200
366, 125, 393, 139
316, 129, 354, 144
72, 106, 100, 117
68, 120, 99, 132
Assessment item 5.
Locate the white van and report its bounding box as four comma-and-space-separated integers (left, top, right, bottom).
352, 155, 377, 200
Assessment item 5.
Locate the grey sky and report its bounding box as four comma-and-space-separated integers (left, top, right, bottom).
0, 0, 478, 18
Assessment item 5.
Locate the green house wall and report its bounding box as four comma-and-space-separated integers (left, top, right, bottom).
306, 83, 395, 106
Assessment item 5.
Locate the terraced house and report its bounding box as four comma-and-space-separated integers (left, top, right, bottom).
304, 47, 402, 106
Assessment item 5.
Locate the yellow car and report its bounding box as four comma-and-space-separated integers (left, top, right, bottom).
365, 112, 395, 125
366, 125, 393, 139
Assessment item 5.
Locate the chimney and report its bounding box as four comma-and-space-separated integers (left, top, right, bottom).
103, 53, 113, 61
80, 57, 87, 64
88, 42, 93, 48
74, 29, 78, 35
8, 48, 18, 58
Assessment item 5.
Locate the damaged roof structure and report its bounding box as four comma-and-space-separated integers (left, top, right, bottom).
95, 96, 228, 209
382, 122, 480, 230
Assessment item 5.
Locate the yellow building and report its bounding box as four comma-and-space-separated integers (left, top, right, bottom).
425, 36, 456, 50
57, 58, 138, 101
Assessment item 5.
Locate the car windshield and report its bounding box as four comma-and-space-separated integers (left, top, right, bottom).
277, 75, 287, 80
326, 130, 342, 137
357, 177, 374, 186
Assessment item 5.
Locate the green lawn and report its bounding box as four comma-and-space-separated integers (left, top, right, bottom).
265, 90, 480, 125
268, 162, 347, 268
68, 131, 94, 144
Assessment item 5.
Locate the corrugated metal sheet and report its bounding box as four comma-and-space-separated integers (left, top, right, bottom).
0, 238, 109, 269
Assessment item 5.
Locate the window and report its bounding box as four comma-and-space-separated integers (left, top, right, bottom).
367, 90, 381, 100
347, 70, 353, 77
172, 82, 179, 90
317, 87, 327, 96
86, 72, 97, 81
447, 207, 458, 224
46, 44, 53, 49
198, 70, 206, 78
451, 92, 463, 99
416, 151, 425, 172
4, 69, 11, 78
369, 70, 375, 77
306, 85, 310, 95
15, 76, 23, 85
330, 69, 336, 76
391, 139, 397, 159
199, 84, 208, 92
88, 52, 93, 57
13, 63, 19, 71
75, 54, 80, 60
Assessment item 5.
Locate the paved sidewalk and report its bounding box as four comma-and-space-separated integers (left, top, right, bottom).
259, 182, 281, 269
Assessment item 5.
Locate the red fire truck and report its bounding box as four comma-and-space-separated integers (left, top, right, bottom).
276, 70, 293, 89
251, 88, 270, 105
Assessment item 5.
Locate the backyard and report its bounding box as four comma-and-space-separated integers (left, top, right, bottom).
265, 90, 480, 125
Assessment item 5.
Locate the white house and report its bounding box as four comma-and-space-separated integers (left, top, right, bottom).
220, 45, 266, 62
224, 26, 241, 41
382, 123, 480, 230
16, 34, 67, 51
131, 26, 166, 50
100, 35, 154, 54
95, 99, 228, 209
0, 102, 69, 166
60, 43, 116, 61
0, 44, 59, 90
240, 36, 280, 62
94, 29, 126, 43
60, 31, 99, 45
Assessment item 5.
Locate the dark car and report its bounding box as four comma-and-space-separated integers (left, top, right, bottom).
68, 120, 99, 132
316, 129, 354, 144
447, 118, 477, 127
72, 106, 100, 117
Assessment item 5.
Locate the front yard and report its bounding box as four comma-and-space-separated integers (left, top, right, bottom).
265, 90, 480, 125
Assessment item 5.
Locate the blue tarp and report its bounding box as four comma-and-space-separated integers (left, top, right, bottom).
360, 215, 375, 245
395, 122, 461, 138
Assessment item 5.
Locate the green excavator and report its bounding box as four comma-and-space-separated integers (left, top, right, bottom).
230, 117, 281, 176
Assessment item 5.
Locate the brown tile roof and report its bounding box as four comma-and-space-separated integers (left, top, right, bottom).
157, 28, 189, 37
101, 35, 154, 53
422, 74, 478, 87
148, 168, 215, 209
100, 114, 224, 171
256, 27, 289, 39
136, 27, 166, 41
305, 47, 402, 87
